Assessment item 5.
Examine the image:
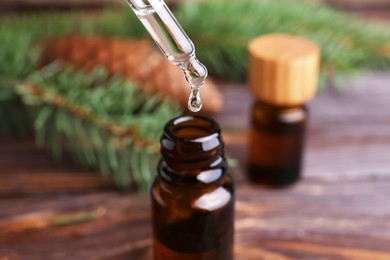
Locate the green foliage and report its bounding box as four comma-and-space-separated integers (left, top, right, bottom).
174, 0, 390, 81
0, 11, 180, 189
96, 8, 147, 38
89, 1, 390, 81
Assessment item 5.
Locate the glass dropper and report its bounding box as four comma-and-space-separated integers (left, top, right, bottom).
125, 0, 207, 112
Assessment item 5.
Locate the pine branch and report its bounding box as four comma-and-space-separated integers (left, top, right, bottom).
0, 12, 180, 189
6, 64, 179, 189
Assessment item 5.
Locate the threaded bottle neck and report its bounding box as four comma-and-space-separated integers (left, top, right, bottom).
159, 115, 227, 185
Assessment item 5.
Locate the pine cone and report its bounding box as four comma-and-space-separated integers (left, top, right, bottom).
41, 35, 222, 114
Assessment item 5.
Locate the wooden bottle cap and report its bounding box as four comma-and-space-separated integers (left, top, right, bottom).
248, 34, 320, 106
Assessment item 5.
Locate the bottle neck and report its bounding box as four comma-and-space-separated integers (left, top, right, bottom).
158, 115, 227, 186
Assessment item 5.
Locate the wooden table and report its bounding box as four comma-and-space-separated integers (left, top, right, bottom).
1, 72, 390, 259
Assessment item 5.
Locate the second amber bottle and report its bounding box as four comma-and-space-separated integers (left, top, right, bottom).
247, 34, 320, 187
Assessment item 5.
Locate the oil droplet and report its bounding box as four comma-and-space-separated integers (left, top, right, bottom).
188, 88, 202, 112
181, 56, 207, 113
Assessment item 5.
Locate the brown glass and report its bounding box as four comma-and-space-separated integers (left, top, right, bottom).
247, 101, 307, 187
151, 115, 234, 260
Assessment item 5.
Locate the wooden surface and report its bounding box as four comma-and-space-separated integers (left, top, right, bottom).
1, 72, 390, 259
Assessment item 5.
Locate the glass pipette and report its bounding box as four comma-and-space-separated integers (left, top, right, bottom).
125, 0, 207, 112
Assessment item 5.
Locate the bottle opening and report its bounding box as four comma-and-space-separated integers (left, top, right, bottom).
159, 115, 226, 184
166, 115, 220, 141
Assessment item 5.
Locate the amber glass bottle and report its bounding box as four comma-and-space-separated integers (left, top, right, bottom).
151, 115, 234, 260
247, 34, 320, 187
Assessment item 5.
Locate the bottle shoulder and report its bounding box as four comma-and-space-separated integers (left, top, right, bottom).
151, 174, 234, 213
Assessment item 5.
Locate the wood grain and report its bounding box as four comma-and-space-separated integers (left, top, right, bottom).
1, 72, 390, 259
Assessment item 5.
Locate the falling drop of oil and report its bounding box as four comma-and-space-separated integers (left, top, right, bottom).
181, 56, 207, 113
188, 88, 202, 112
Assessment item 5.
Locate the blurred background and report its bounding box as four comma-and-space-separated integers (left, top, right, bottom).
0, 0, 389, 259
1, 0, 390, 18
